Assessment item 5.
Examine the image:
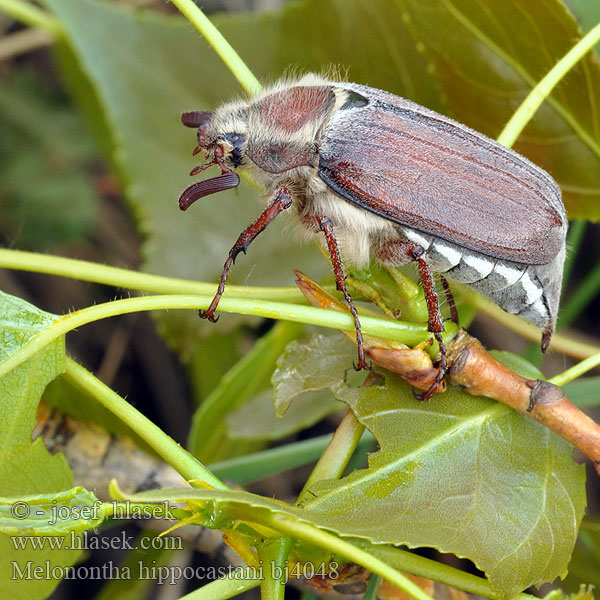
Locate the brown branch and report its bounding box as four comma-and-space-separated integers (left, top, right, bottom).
295, 270, 600, 472
447, 332, 600, 469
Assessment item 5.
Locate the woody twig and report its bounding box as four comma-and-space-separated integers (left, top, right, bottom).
295, 270, 600, 472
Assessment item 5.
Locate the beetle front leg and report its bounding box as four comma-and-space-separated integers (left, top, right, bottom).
201, 187, 293, 322
317, 216, 370, 371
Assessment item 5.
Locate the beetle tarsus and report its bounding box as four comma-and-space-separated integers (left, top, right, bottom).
353, 352, 372, 372
199, 309, 220, 323
198, 188, 293, 323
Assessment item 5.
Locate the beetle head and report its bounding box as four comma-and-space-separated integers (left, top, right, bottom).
179, 110, 246, 211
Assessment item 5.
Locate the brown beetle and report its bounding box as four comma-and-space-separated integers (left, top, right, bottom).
179, 74, 567, 399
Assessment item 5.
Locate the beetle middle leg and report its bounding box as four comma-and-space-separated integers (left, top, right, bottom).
200, 187, 293, 322
317, 216, 370, 371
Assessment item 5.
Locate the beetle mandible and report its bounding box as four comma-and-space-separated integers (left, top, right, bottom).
178, 74, 567, 400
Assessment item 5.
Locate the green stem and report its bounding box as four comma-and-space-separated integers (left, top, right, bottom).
64, 358, 228, 490
497, 20, 600, 148
0, 248, 306, 302
258, 537, 291, 600
296, 409, 365, 506
177, 569, 260, 600
357, 541, 536, 600
0, 0, 62, 35
169, 0, 261, 96
364, 573, 382, 600
549, 349, 600, 387
0, 294, 432, 379
209, 431, 376, 485
257, 516, 434, 600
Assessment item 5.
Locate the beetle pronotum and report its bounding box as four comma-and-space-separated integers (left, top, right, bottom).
178, 74, 567, 400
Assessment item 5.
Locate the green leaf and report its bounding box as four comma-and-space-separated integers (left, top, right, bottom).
226, 388, 341, 441
187, 328, 245, 401
0, 70, 100, 249
563, 377, 600, 407
108, 484, 468, 600
400, 0, 600, 221
566, 0, 600, 52
0, 291, 66, 494
0, 487, 104, 535
300, 366, 586, 597
271, 334, 357, 417
488, 349, 545, 380
187, 321, 303, 461
561, 519, 600, 592
0, 291, 80, 599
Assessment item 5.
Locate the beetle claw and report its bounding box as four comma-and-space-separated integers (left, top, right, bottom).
353, 358, 372, 371
199, 309, 219, 323
412, 387, 426, 401
413, 364, 446, 401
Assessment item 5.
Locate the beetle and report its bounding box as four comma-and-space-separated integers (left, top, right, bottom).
178, 73, 567, 399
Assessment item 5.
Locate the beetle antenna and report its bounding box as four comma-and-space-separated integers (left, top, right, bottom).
181, 111, 212, 128
178, 171, 241, 210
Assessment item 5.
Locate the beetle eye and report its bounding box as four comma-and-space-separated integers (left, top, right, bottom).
221, 132, 246, 168
223, 132, 245, 147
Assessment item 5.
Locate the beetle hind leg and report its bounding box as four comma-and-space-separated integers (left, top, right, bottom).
407, 244, 447, 401
440, 275, 459, 325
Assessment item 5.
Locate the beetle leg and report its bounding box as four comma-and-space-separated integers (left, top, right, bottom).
317, 216, 370, 371
440, 275, 459, 324
406, 244, 447, 400
541, 328, 552, 353
200, 187, 293, 322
